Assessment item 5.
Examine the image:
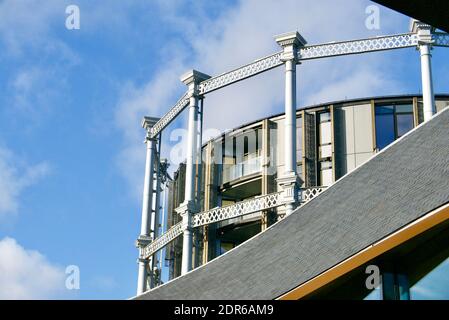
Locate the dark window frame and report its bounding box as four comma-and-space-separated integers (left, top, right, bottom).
375, 102, 414, 150
317, 110, 332, 187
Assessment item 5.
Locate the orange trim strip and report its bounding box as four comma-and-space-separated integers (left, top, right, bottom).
277, 203, 449, 300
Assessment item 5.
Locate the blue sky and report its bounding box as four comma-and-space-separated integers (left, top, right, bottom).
0, 0, 448, 299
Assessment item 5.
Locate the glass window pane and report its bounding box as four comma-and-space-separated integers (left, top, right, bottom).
397, 274, 410, 300
410, 257, 449, 300
319, 144, 332, 159
320, 168, 332, 186
376, 105, 394, 115
320, 122, 332, 144
381, 273, 396, 300
364, 286, 381, 300
320, 160, 332, 169
221, 199, 235, 207
296, 163, 304, 186
396, 113, 414, 137
319, 112, 331, 123
296, 117, 303, 160
220, 242, 235, 255
396, 104, 413, 113
375, 112, 395, 150
223, 146, 233, 158
320, 161, 333, 186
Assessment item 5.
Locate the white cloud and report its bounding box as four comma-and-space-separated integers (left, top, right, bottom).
0, 0, 66, 56
0, 0, 81, 117
9, 68, 46, 113
0, 145, 50, 221
113, 0, 411, 197
0, 237, 67, 299
114, 60, 188, 196
303, 65, 402, 106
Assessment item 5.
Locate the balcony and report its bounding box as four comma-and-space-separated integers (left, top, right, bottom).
222, 156, 262, 184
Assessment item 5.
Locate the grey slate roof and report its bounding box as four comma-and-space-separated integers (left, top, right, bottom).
135, 107, 449, 300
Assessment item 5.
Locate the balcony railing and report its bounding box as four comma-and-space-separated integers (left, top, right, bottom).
222, 156, 262, 183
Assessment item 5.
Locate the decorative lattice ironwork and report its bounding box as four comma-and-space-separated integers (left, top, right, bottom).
198, 52, 284, 95
192, 192, 283, 227
299, 33, 418, 60
143, 187, 330, 257
434, 33, 449, 47
148, 32, 449, 138
150, 93, 190, 138
150, 53, 284, 137
143, 221, 183, 258
300, 187, 327, 203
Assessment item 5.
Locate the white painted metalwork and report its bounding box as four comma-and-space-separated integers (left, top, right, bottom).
150, 92, 190, 138
300, 187, 327, 203
411, 20, 436, 121
178, 70, 210, 275
147, 141, 162, 290
148, 31, 448, 140
192, 192, 283, 228
143, 221, 183, 259
420, 43, 436, 121
142, 187, 328, 259
299, 33, 417, 60
136, 117, 159, 295
434, 32, 449, 47
199, 52, 284, 95
276, 31, 306, 216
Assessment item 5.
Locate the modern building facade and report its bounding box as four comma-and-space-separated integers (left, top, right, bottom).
162, 94, 449, 282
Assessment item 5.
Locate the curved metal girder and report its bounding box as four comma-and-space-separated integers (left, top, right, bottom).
150, 92, 190, 138
142, 186, 328, 259
142, 221, 183, 259
299, 33, 418, 60
199, 52, 284, 95
192, 191, 283, 228
434, 32, 449, 47
148, 31, 449, 138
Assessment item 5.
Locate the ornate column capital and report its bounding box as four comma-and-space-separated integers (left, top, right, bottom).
136, 235, 152, 259
136, 235, 152, 248
175, 200, 199, 231
277, 172, 300, 205
141, 116, 160, 141
180, 69, 211, 98
275, 31, 307, 62
410, 19, 435, 46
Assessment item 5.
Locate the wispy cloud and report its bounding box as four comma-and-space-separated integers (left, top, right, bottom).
0, 237, 68, 299
0, 145, 50, 222
303, 65, 402, 106
8, 67, 55, 114
0, 0, 80, 126
0, 0, 67, 56
114, 60, 187, 197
